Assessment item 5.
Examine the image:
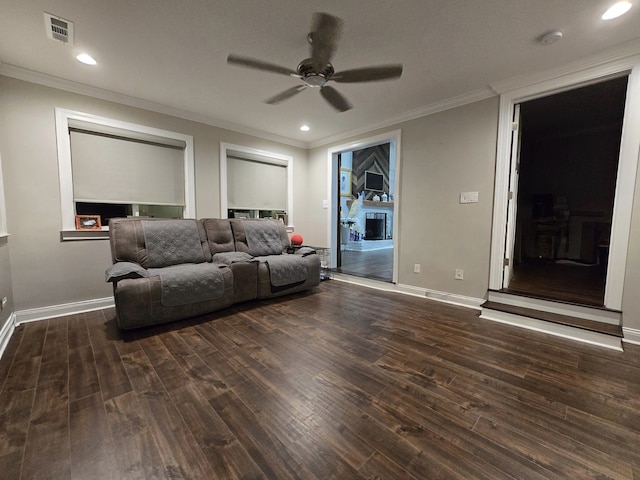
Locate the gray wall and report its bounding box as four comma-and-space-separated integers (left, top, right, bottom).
0, 76, 308, 313
3, 73, 640, 339
0, 239, 14, 331
307, 97, 499, 300
307, 94, 640, 335
623, 170, 640, 333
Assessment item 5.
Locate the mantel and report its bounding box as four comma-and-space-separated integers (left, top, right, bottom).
346, 200, 394, 208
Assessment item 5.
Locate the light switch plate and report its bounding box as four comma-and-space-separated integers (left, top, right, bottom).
460, 191, 479, 204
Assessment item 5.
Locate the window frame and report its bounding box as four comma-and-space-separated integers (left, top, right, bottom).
55, 108, 195, 240
219, 143, 293, 227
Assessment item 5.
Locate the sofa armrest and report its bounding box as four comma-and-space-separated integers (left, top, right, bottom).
105, 262, 149, 283
294, 246, 316, 257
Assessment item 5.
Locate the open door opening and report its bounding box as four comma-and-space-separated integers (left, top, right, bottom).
327, 131, 401, 284
336, 143, 395, 282
505, 76, 628, 306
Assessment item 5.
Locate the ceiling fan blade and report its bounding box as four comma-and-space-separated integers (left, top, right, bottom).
227, 54, 297, 76
309, 12, 343, 71
332, 65, 403, 83
320, 86, 352, 112
265, 85, 307, 105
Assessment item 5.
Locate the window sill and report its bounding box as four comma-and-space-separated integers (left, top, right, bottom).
61, 224, 293, 240
60, 229, 109, 241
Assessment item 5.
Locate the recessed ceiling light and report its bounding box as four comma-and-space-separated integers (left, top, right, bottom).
300, 125, 310, 132
602, 1, 632, 20
76, 53, 97, 65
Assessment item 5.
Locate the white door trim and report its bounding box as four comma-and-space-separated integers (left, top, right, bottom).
326, 130, 402, 284
489, 55, 640, 310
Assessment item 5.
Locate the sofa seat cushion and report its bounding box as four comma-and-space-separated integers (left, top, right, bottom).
147, 263, 227, 307
254, 254, 308, 287
212, 251, 255, 265
255, 254, 321, 299
113, 267, 234, 330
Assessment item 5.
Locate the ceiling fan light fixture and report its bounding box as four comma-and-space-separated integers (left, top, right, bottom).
303, 74, 327, 87
226, 12, 402, 112
602, 1, 632, 20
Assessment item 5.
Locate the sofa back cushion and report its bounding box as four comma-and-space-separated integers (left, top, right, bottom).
109, 218, 211, 267
230, 219, 290, 256
202, 218, 236, 254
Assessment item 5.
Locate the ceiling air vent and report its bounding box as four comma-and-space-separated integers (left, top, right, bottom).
44, 12, 74, 45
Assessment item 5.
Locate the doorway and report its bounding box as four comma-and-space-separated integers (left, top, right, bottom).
327, 131, 401, 284
337, 144, 394, 282
505, 76, 628, 307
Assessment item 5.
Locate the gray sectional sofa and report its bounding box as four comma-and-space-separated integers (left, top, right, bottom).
106, 217, 321, 329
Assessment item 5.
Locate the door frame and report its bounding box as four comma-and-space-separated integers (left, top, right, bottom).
326, 129, 402, 284
489, 56, 640, 310
502, 104, 521, 289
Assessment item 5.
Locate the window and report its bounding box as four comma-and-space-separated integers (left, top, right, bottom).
55, 109, 195, 239
220, 143, 293, 226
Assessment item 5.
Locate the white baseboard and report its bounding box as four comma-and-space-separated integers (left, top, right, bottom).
331, 274, 484, 311
480, 308, 623, 351
419, 286, 484, 310
0, 313, 16, 360
623, 327, 640, 346
15, 297, 114, 325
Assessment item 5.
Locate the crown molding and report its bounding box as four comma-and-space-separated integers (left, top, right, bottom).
0, 63, 308, 149
1, 61, 497, 151
4, 37, 640, 152
308, 87, 497, 149
490, 39, 640, 95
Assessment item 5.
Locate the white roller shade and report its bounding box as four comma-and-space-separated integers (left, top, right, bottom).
227, 156, 287, 210
70, 129, 185, 205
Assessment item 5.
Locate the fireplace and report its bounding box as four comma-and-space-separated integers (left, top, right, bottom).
365, 213, 386, 240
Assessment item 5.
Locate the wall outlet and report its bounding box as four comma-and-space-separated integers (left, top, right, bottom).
455, 269, 464, 280
414, 264, 421, 273
459, 191, 479, 204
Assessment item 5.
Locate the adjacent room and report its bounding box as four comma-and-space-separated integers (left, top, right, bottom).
1, 1, 640, 479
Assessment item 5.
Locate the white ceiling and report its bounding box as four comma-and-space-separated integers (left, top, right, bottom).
1, 1, 639, 147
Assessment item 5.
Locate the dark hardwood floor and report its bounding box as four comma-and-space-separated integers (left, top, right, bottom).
507, 261, 606, 306
2, 281, 640, 479
338, 248, 393, 282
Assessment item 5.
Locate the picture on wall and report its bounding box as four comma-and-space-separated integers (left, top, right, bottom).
340, 168, 352, 197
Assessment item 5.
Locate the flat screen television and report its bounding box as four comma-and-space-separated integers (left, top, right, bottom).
364, 170, 384, 191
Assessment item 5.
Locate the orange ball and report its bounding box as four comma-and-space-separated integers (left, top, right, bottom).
291, 234, 303, 246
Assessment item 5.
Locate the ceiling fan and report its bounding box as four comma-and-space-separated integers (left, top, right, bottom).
227, 12, 403, 112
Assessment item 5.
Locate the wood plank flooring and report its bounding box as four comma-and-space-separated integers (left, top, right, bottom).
508, 262, 606, 306
1, 280, 640, 479
338, 248, 393, 282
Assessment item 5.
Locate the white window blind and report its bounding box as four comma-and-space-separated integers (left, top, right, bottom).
70, 127, 185, 206
227, 155, 287, 210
